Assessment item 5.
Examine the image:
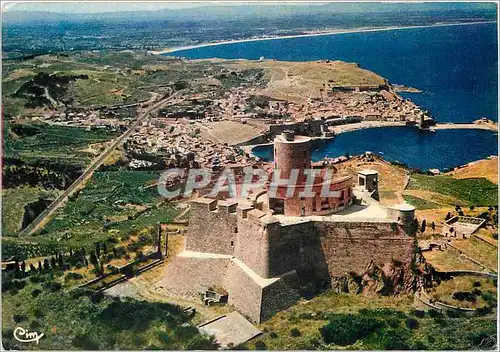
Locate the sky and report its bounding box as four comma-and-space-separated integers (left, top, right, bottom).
4, 1, 326, 13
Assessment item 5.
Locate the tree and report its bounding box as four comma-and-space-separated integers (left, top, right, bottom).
173, 80, 188, 91
96, 243, 101, 258
89, 252, 99, 273
43, 259, 50, 271
413, 218, 419, 233
50, 257, 57, 270
21, 261, 26, 276
38, 261, 43, 274
98, 261, 105, 275
421, 219, 426, 233
29, 263, 36, 273
89, 252, 98, 267
406, 318, 419, 329
320, 313, 382, 346
445, 212, 451, 221
431, 221, 435, 233
254, 341, 267, 350
478, 211, 490, 220
58, 254, 64, 269
102, 242, 107, 254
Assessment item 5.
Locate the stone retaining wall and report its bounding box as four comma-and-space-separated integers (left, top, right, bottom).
438, 270, 497, 279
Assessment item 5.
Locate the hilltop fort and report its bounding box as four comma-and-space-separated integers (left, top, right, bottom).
160, 131, 418, 323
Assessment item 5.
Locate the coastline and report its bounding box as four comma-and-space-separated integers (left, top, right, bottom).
433, 123, 498, 132
332, 121, 498, 135
150, 20, 496, 55
331, 121, 406, 135
243, 121, 498, 160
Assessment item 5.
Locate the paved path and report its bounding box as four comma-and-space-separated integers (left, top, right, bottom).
19, 92, 181, 237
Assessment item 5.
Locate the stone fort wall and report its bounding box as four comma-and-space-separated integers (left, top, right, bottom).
233, 209, 270, 278
161, 255, 230, 299
224, 260, 265, 321
187, 199, 415, 282
260, 271, 302, 321
186, 199, 237, 255
163, 198, 416, 322
315, 221, 414, 278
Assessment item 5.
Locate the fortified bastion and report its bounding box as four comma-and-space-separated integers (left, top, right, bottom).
161, 133, 418, 323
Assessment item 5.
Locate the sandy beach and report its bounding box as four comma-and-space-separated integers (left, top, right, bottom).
150, 21, 496, 55
331, 121, 406, 134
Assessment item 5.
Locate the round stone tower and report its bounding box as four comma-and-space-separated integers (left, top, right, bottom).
274, 130, 311, 181
268, 130, 354, 217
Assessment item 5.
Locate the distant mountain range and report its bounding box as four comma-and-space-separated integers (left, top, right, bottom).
4, 2, 497, 25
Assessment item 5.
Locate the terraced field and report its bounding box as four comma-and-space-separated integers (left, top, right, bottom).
4, 123, 120, 166
2, 171, 179, 259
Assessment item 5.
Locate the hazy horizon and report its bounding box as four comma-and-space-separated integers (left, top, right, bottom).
4, 1, 328, 13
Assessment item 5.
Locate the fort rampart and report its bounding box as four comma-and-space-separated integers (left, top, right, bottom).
162, 198, 416, 322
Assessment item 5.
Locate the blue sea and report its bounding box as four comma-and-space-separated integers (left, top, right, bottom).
169, 22, 498, 169
252, 127, 498, 170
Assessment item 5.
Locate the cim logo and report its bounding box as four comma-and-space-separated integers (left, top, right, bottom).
13, 326, 44, 344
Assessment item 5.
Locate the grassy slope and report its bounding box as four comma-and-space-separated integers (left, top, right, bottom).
403, 194, 441, 209
451, 236, 498, 271
1, 280, 217, 350
2, 53, 214, 112
2, 187, 61, 236
226, 59, 386, 102
247, 292, 496, 350
445, 157, 498, 185
429, 276, 496, 309
422, 248, 486, 272
408, 174, 498, 207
